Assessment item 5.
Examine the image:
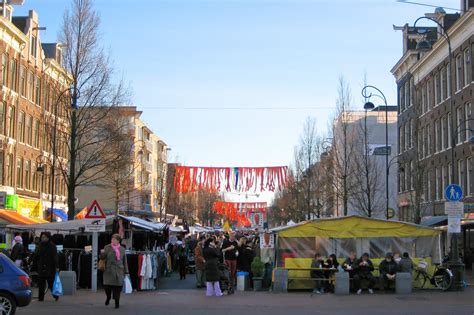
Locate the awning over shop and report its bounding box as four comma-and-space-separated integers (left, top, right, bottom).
420, 216, 448, 227
0, 210, 48, 225
118, 215, 166, 232
46, 208, 68, 221
6, 216, 115, 232
275, 215, 441, 238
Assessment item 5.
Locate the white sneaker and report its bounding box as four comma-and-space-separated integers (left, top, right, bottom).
368, 289, 374, 294
357, 289, 362, 295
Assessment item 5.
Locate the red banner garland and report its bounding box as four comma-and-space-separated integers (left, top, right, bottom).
212, 201, 268, 227
174, 166, 288, 193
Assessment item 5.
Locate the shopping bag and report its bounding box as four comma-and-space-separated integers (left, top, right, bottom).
52, 272, 64, 296
98, 258, 106, 271
123, 275, 132, 294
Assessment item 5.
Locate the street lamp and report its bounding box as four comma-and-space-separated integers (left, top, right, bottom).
362, 85, 391, 221
413, 15, 463, 290
35, 155, 45, 218
363, 100, 375, 217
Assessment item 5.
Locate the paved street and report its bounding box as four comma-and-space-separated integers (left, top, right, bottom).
19, 285, 474, 315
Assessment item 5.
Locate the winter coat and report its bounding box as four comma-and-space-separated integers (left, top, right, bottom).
10, 243, 26, 262
398, 257, 414, 273
100, 244, 129, 286
237, 245, 255, 272
310, 259, 326, 278
379, 259, 399, 276
37, 240, 58, 278
194, 243, 205, 271
354, 258, 375, 277
203, 245, 220, 282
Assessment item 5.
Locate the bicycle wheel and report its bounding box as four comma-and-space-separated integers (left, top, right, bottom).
414, 270, 428, 288
433, 268, 453, 290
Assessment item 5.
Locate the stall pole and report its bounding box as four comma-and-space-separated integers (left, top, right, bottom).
91, 231, 98, 292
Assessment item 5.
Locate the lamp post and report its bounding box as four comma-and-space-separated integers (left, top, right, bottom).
363, 100, 375, 217
35, 155, 45, 218
362, 85, 390, 220
413, 15, 463, 290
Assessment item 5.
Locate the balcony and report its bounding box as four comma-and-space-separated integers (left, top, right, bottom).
144, 161, 152, 172
145, 139, 153, 152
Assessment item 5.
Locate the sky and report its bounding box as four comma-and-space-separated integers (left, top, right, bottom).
15, 0, 460, 202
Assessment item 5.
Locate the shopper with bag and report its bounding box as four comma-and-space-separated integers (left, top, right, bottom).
101, 234, 129, 309
37, 232, 59, 302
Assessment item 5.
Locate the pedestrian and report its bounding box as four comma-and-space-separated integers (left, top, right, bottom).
37, 232, 59, 302
399, 252, 414, 273
10, 235, 26, 268
342, 252, 357, 292
101, 234, 128, 309
354, 253, 376, 295
195, 236, 206, 288
325, 254, 339, 293
379, 252, 398, 291
237, 236, 255, 288
221, 231, 238, 293
177, 240, 188, 280
203, 237, 223, 297
311, 253, 326, 294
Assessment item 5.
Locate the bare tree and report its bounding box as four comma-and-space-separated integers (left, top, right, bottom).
58, 0, 127, 219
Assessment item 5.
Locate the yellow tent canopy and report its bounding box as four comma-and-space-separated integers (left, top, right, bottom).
276, 215, 441, 238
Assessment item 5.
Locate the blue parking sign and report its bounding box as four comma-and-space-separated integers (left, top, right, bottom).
445, 184, 463, 202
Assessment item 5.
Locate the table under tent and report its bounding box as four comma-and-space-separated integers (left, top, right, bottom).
271, 215, 442, 289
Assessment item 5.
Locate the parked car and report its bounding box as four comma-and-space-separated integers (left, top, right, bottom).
0, 253, 32, 315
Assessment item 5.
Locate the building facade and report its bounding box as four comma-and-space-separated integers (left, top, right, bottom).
331, 107, 398, 219
391, 7, 473, 222
76, 106, 169, 217
0, 6, 70, 222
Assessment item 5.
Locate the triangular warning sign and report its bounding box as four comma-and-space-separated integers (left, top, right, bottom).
85, 200, 106, 219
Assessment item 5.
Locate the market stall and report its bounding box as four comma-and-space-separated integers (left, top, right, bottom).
273, 216, 442, 289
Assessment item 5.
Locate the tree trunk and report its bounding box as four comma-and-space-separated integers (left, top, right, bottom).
67, 109, 77, 220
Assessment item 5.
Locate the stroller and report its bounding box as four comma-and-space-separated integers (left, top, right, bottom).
218, 263, 232, 294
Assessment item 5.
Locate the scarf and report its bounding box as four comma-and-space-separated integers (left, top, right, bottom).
111, 243, 121, 261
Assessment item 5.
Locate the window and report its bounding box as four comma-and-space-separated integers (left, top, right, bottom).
465, 103, 472, 141
468, 157, 472, 196
24, 160, 30, 190
435, 167, 440, 200
33, 119, 39, 148
0, 152, 3, 185
435, 72, 441, 105
405, 123, 410, 151
9, 59, 17, 91
441, 166, 446, 198
19, 66, 26, 97
30, 35, 37, 58
456, 106, 464, 144
27, 71, 34, 101
447, 63, 451, 98
400, 84, 405, 111
448, 163, 453, 184
410, 161, 414, 190
447, 112, 452, 149
434, 119, 439, 152
410, 119, 414, 148
26, 115, 32, 145
398, 126, 403, 153
410, 77, 414, 107
464, 49, 470, 86
17, 111, 24, 143
7, 105, 14, 138
421, 84, 427, 114
5, 154, 13, 186
455, 54, 463, 91
35, 76, 41, 106
427, 169, 432, 202
1, 53, 8, 85
405, 81, 410, 108
16, 158, 23, 189
441, 66, 447, 101
0, 102, 4, 135
427, 123, 432, 155
427, 79, 433, 110
32, 162, 38, 192
458, 159, 465, 189
441, 115, 446, 150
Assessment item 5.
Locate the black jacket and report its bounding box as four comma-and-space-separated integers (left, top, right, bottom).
379, 259, 399, 276
37, 240, 58, 277
203, 246, 221, 282
354, 258, 375, 277
237, 245, 255, 273
311, 259, 326, 278
10, 243, 26, 262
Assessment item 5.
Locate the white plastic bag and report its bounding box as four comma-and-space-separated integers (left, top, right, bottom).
123, 275, 132, 294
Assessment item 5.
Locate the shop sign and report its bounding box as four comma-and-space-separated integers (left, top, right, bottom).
17, 198, 42, 219
5, 194, 18, 209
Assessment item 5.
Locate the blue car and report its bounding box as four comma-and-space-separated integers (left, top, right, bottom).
0, 253, 32, 315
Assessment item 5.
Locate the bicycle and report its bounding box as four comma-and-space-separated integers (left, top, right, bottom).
413, 261, 453, 290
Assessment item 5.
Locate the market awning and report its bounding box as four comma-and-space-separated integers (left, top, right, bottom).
276, 215, 441, 238
119, 215, 166, 232
75, 207, 88, 220
46, 208, 68, 221
0, 210, 47, 225
6, 216, 115, 232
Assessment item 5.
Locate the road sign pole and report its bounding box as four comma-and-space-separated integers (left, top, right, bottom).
91, 231, 98, 292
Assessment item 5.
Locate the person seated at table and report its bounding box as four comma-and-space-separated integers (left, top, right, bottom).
324, 254, 339, 293
311, 253, 327, 294
342, 252, 357, 291
354, 253, 376, 295
379, 252, 399, 291
399, 252, 414, 273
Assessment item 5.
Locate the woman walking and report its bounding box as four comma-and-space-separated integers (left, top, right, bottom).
101, 234, 128, 309
203, 237, 222, 297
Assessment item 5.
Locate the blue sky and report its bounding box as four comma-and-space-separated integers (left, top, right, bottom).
16, 0, 460, 169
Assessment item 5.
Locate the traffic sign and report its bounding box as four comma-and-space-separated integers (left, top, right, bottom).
447, 216, 461, 233
85, 200, 106, 219
445, 184, 463, 202
445, 202, 464, 216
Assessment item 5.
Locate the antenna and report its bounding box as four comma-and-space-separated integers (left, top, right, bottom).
396, 0, 460, 12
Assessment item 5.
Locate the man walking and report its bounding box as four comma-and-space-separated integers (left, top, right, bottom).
36, 232, 59, 302
222, 231, 238, 293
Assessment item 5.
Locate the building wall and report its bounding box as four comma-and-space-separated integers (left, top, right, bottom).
0, 8, 70, 220
392, 10, 474, 222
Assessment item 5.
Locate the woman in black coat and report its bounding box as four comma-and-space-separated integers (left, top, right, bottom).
203, 237, 223, 297
36, 232, 59, 302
